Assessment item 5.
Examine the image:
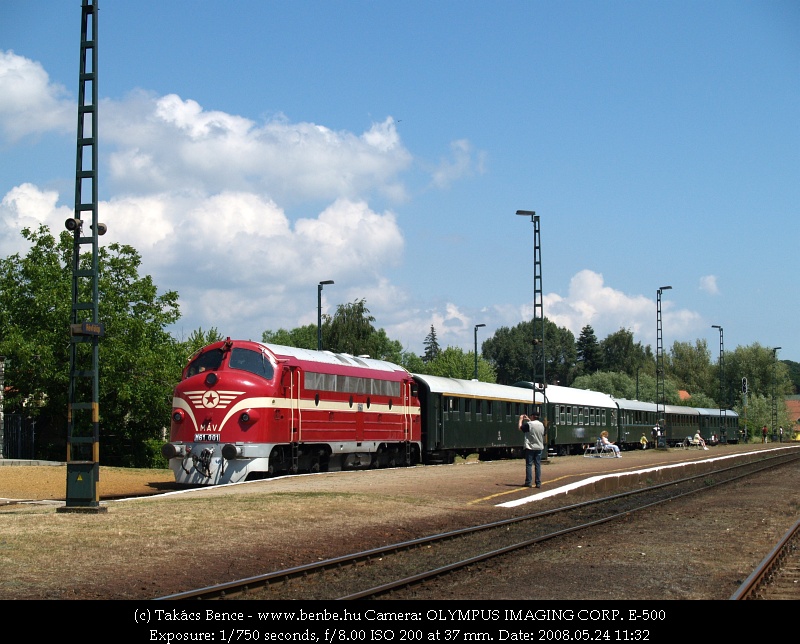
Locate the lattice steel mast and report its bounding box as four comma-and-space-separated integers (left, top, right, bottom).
61, 0, 106, 512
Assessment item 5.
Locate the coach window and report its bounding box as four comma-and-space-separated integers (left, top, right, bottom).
486, 400, 493, 421
476, 400, 483, 421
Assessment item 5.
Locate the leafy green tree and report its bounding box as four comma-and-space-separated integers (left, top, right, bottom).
572, 370, 682, 404
735, 392, 792, 441
365, 328, 405, 363
422, 325, 441, 363
599, 328, 651, 377
399, 351, 426, 374
482, 321, 536, 385
0, 225, 182, 465
324, 299, 376, 355
421, 346, 496, 381
725, 344, 792, 410
576, 325, 602, 375
482, 318, 576, 386
183, 327, 224, 361
548, 322, 577, 386
262, 324, 317, 350
669, 339, 713, 398
679, 392, 717, 409
782, 359, 800, 394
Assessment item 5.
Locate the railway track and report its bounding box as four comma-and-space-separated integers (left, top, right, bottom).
731, 517, 800, 600
155, 450, 800, 601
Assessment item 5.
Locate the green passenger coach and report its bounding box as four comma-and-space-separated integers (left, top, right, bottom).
412, 374, 542, 464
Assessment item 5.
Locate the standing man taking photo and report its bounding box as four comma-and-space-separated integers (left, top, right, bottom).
519, 412, 546, 489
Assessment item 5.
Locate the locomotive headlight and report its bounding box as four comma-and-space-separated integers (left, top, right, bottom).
172, 409, 185, 423
239, 409, 259, 425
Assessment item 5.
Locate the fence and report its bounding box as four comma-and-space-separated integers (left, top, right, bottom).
1, 414, 36, 460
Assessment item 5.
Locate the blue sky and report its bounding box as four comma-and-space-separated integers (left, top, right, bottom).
1, 1, 798, 362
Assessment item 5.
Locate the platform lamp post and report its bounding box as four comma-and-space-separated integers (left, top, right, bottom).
712, 325, 725, 442
656, 285, 672, 447
516, 209, 546, 452
772, 347, 781, 440
474, 324, 486, 380
318, 280, 334, 351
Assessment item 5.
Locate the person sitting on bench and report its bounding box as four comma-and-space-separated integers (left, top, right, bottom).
600, 430, 621, 458
693, 431, 709, 450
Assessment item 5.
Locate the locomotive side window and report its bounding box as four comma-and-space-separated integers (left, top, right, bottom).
307, 372, 400, 397
228, 348, 274, 380
186, 348, 225, 379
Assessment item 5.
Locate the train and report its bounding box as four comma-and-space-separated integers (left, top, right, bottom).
160, 338, 740, 485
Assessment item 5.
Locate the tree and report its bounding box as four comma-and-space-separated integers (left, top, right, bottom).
262, 324, 317, 350
735, 392, 792, 442
547, 321, 577, 386
669, 339, 713, 397
184, 327, 224, 360
482, 318, 576, 386
576, 325, 602, 375
482, 321, 535, 385
782, 359, 800, 394
420, 346, 496, 381
323, 299, 376, 356
0, 225, 182, 465
422, 325, 441, 363
600, 329, 639, 376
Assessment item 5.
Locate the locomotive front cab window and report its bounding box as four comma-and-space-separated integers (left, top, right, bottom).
186, 348, 224, 379
228, 348, 275, 380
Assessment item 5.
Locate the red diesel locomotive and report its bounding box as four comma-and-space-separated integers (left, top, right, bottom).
161, 338, 422, 485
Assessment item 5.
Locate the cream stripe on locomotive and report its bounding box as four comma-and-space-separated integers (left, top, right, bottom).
174, 393, 417, 433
